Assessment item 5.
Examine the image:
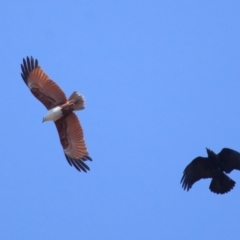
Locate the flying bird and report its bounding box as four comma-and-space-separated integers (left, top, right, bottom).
181, 148, 240, 194
21, 56, 92, 172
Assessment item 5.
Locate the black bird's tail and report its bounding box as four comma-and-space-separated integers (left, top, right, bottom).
209, 173, 235, 194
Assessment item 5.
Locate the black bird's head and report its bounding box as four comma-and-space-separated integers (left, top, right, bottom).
206, 148, 216, 158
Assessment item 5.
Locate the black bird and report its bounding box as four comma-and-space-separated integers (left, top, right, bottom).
181, 148, 240, 194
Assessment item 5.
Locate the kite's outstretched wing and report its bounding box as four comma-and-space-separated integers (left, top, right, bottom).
21, 56, 67, 110
55, 112, 92, 172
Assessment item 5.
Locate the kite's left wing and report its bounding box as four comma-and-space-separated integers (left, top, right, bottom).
21, 56, 67, 110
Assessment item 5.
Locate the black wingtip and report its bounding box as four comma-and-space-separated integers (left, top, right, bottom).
64, 154, 91, 172
20, 56, 39, 85
180, 168, 194, 191
82, 155, 93, 161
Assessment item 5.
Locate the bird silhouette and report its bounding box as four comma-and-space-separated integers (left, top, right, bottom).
181, 148, 240, 194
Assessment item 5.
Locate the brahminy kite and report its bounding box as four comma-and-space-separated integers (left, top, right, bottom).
21, 56, 92, 172
181, 148, 240, 194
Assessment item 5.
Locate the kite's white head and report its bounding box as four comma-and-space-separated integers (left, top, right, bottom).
42, 106, 62, 122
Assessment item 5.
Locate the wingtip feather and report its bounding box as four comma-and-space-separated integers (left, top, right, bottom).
21, 56, 39, 86
64, 153, 91, 172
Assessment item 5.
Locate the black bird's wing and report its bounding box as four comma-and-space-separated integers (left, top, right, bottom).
218, 148, 240, 173
181, 157, 214, 191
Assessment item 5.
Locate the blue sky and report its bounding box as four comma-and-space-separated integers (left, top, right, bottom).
1, 1, 240, 239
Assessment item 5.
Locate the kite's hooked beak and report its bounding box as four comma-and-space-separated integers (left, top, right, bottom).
42, 118, 45, 123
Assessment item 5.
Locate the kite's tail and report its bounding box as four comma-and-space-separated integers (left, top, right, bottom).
209, 173, 235, 194
68, 91, 85, 111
